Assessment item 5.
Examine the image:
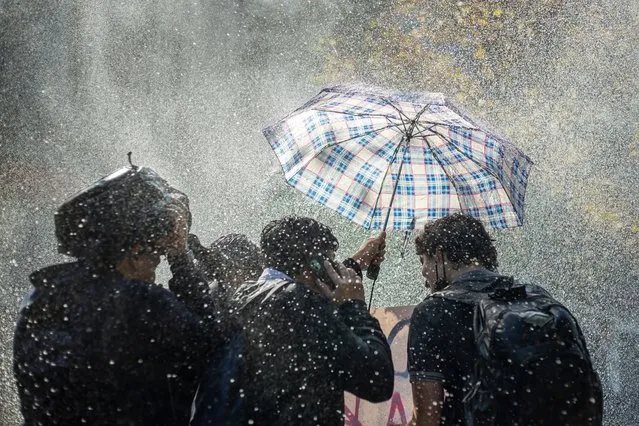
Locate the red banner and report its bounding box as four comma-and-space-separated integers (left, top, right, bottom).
344, 305, 415, 426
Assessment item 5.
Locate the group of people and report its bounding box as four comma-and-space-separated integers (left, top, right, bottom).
12, 165, 602, 426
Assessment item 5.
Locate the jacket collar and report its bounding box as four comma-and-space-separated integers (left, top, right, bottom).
447, 268, 503, 292
257, 268, 294, 284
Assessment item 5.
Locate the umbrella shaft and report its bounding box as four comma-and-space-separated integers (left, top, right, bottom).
381, 139, 408, 231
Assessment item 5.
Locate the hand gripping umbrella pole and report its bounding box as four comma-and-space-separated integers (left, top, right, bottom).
366, 130, 415, 311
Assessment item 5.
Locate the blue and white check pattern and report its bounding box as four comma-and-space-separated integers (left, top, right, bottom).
263, 86, 533, 230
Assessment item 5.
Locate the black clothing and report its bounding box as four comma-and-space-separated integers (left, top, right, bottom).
13, 258, 219, 426
408, 273, 484, 425
232, 267, 394, 426
408, 269, 601, 426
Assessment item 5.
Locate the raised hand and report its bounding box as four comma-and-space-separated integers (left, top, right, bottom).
315, 260, 365, 305
350, 231, 387, 270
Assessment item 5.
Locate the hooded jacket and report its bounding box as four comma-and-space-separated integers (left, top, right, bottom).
231, 267, 395, 425
13, 257, 219, 426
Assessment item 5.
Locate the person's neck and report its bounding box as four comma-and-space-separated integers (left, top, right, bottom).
116, 255, 155, 282
445, 263, 486, 284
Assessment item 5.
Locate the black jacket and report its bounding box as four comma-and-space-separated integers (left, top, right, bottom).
13, 257, 220, 426
232, 267, 394, 425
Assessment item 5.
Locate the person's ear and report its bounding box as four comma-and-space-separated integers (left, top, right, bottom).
434, 247, 443, 264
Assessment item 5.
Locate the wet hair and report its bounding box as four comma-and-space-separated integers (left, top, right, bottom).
190, 233, 263, 286
415, 213, 498, 271
260, 216, 339, 277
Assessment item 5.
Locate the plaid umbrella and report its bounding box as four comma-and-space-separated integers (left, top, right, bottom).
263, 85, 533, 233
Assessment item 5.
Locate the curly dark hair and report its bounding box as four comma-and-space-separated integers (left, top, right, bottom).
260, 216, 339, 277
415, 213, 498, 271
189, 233, 263, 285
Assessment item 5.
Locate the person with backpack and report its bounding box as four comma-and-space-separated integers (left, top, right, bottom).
407, 213, 602, 426
190, 216, 395, 425
13, 164, 223, 426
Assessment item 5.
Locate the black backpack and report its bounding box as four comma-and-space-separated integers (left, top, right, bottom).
434, 276, 603, 426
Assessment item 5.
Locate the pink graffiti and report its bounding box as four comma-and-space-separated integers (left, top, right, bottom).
344, 396, 363, 426
344, 391, 407, 426
386, 392, 407, 425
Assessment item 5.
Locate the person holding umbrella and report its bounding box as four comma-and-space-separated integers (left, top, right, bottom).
227, 216, 393, 425
263, 85, 534, 305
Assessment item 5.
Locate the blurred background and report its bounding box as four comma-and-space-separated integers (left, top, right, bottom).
1, 0, 637, 424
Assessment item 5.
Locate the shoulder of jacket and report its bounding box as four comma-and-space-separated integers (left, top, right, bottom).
120, 279, 175, 305
413, 294, 451, 314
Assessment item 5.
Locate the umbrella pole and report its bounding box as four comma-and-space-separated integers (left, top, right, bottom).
367, 278, 380, 311
367, 142, 409, 311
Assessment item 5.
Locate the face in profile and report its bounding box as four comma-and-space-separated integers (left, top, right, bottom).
419, 254, 436, 290
135, 251, 162, 282
419, 253, 447, 292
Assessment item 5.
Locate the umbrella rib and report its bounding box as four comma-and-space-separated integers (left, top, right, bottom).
381, 141, 409, 231
324, 122, 404, 146
372, 104, 430, 231
311, 107, 403, 123
411, 122, 436, 138
314, 94, 413, 126
426, 126, 519, 219
418, 132, 464, 209
378, 97, 413, 134
288, 122, 404, 178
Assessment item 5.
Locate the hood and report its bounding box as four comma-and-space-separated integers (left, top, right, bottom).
29, 261, 88, 289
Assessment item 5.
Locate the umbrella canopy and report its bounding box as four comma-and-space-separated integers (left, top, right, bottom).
263, 85, 533, 232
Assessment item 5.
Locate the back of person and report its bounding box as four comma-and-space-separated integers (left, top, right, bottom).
14, 164, 220, 426
14, 262, 210, 426
435, 272, 602, 426
235, 278, 352, 425
408, 213, 602, 426
408, 286, 478, 424
410, 270, 602, 426
191, 216, 393, 426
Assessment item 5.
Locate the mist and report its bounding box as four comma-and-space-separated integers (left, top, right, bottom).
1, 0, 638, 424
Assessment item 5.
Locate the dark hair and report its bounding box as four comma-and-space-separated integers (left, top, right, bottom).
190, 233, 263, 285
415, 213, 498, 271
260, 216, 339, 277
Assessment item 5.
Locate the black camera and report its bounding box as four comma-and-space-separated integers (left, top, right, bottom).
55, 164, 191, 260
